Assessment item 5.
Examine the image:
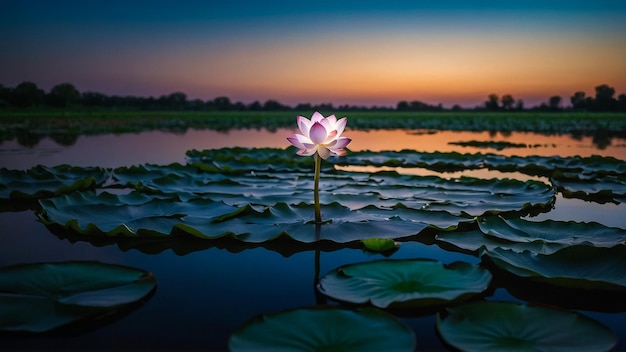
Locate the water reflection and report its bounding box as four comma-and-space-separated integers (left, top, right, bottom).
1, 128, 625, 170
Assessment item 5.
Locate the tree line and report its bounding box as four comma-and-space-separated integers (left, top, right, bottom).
1, 81, 625, 112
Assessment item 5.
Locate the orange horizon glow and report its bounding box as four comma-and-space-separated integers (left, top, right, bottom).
3, 8, 625, 107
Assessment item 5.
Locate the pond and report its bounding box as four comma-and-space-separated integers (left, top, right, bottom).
1, 127, 625, 350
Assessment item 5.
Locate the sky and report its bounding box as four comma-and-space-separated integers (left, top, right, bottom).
1, 1, 625, 108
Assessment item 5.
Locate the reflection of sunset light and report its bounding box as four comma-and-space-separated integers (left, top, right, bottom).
1, 128, 624, 170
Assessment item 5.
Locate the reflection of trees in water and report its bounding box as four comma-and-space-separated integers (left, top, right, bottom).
49, 132, 79, 146
570, 130, 584, 141
591, 129, 612, 150
14, 128, 43, 147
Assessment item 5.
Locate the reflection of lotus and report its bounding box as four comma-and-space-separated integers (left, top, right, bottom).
287, 111, 351, 159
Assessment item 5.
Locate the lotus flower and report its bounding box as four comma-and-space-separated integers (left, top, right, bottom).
287, 112, 351, 159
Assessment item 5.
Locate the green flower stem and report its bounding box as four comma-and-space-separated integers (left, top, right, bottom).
314, 153, 322, 223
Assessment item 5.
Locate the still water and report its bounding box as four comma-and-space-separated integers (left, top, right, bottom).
1, 128, 625, 350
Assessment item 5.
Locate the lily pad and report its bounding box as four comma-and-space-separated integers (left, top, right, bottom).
481, 246, 626, 290
0, 165, 109, 200
109, 162, 557, 216
437, 301, 616, 352
317, 259, 492, 308
229, 306, 415, 351
478, 216, 626, 248
552, 175, 626, 204
0, 261, 156, 332
362, 238, 399, 252
436, 230, 566, 255
37, 190, 465, 244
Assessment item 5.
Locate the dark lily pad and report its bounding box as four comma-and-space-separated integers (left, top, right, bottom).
0, 165, 109, 200
481, 246, 626, 290
229, 306, 415, 351
478, 216, 626, 248
552, 175, 626, 204
0, 261, 156, 333
436, 230, 565, 255
437, 301, 616, 352
109, 161, 557, 216
317, 259, 492, 308
38, 191, 437, 243
449, 140, 528, 150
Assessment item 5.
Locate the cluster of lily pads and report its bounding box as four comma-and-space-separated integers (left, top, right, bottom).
1, 147, 625, 350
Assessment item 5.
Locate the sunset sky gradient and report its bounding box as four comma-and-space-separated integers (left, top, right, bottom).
1, 1, 625, 107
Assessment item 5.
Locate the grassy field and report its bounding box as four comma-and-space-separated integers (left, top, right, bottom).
1, 109, 625, 135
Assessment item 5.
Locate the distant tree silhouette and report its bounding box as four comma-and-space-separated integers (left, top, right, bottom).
81, 91, 108, 107
48, 83, 80, 107
396, 101, 410, 111
247, 101, 262, 111
0, 84, 10, 107
548, 96, 562, 111
2, 80, 626, 112
213, 96, 233, 110
10, 81, 45, 107
570, 91, 586, 110
158, 92, 187, 110
295, 103, 313, 111
594, 84, 616, 111
263, 99, 289, 111
484, 94, 499, 110
618, 94, 626, 112
501, 94, 515, 110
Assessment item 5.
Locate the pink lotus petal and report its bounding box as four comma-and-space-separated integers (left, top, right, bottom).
331, 137, 351, 149
320, 117, 332, 132
297, 148, 317, 156
309, 122, 328, 144
311, 111, 324, 123
325, 129, 338, 142
326, 114, 337, 126
333, 149, 348, 156
287, 135, 306, 149
297, 116, 312, 137
318, 147, 331, 159
334, 117, 347, 136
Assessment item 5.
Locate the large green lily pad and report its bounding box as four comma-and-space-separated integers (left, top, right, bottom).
39, 191, 450, 243
229, 306, 415, 351
481, 246, 626, 290
0, 261, 156, 333
317, 259, 492, 308
437, 301, 616, 351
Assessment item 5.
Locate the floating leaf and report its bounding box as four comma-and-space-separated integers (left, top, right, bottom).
437, 301, 616, 352
229, 306, 415, 351
317, 259, 492, 308
552, 175, 626, 204
0, 261, 156, 332
109, 162, 557, 216
362, 238, 398, 252
436, 230, 565, 255
38, 191, 443, 243
481, 246, 626, 290
478, 216, 626, 248
449, 140, 529, 150
0, 165, 109, 200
